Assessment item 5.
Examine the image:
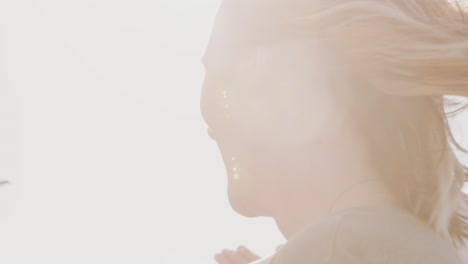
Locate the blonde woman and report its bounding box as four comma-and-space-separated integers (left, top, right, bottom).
200, 0, 468, 263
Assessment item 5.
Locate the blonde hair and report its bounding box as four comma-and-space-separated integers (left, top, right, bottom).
228, 0, 468, 248
283, 0, 468, 248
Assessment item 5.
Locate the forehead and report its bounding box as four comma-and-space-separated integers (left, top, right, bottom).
202, 0, 302, 67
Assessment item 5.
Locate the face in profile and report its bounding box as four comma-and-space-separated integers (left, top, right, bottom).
200, 2, 350, 217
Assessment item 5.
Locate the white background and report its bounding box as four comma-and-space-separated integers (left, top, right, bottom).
0, 1, 465, 263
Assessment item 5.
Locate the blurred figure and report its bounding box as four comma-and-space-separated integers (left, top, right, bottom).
0, 95, 18, 220
200, 0, 468, 263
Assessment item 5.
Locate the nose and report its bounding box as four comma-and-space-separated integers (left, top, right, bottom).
207, 126, 216, 141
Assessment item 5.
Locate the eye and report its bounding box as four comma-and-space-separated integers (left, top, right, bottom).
207, 127, 216, 141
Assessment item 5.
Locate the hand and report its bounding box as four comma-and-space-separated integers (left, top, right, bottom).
214, 245, 261, 264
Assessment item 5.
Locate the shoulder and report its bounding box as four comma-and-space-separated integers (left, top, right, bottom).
271, 207, 461, 264
331, 207, 460, 263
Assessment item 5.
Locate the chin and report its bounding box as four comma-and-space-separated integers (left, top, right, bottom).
227, 186, 261, 217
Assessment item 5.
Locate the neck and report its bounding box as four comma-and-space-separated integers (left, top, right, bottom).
272, 180, 402, 240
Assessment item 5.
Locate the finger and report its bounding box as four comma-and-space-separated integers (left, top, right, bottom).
215, 253, 231, 264
223, 249, 248, 264
236, 246, 261, 262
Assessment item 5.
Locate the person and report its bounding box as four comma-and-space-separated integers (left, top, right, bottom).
199, 0, 468, 263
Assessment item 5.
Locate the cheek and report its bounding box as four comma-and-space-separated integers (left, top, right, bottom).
232, 87, 337, 148
247, 136, 326, 186
230, 65, 338, 147
220, 108, 338, 211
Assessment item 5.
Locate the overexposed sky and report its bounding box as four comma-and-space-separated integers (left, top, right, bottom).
0, 1, 284, 263
0, 1, 466, 264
